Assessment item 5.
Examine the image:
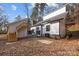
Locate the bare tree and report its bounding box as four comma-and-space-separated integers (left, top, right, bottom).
15, 15, 22, 21
0, 7, 8, 33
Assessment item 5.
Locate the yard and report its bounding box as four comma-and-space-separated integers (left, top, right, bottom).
0, 37, 79, 56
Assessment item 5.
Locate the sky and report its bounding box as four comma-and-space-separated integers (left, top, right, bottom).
0, 3, 63, 23
0, 3, 34, 22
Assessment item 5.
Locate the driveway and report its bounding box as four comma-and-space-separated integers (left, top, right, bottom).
0, 37, 79, 56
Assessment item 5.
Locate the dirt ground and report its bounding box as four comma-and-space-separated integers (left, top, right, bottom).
0, 37, 79, 56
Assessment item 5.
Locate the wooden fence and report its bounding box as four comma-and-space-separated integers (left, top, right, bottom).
0, 34, 7, 41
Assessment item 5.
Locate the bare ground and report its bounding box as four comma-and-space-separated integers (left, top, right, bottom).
0, 37, 79, 56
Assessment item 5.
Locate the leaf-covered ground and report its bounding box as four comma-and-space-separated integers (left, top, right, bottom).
0, 37, 79, 56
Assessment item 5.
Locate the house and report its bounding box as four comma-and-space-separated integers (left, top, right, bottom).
31, 6, 67, 38
7, 18, 28, 41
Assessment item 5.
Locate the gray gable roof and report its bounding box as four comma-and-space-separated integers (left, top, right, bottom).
8, 18, 28, 26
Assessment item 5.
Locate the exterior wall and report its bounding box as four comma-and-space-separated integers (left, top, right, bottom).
42, 19, 66, 38
30, 6, 66, 38
42, 23, 50, 35
59, 19, 66, 38
17, 27, 27, 38
8, 21, 28, 41
7, 23, 19, 41
50, 22, 59, 35
31, 19, 66, 38
43, 22, 59, 37
42, 6, 66, 38
8, 22, 22, 33
8, 24, 17, 33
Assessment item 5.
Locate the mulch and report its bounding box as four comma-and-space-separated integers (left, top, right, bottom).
0, 37, 79, 56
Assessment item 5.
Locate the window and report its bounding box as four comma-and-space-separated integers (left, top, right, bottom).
31, 29, 34, 33
28, 30, 31, 34
36, 27, 39, 31
36, 31, 40, 35
46, 25, 50, 31
36, 27, 40, 35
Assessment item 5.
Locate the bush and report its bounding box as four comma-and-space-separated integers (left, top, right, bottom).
0, 28, 7, 34
65, 30, 72, 39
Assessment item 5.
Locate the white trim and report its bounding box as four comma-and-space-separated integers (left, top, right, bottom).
43, 7, 66, 20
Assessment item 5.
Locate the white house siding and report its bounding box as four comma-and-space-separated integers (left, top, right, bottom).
8, 20, 28, 39
8, 21, 27, 33
8, 23, 20, 33
43, 22, 59, 36
30, 6, 66, 38
43, 23, 50, 35
17, 28, 27, 38
50, 22, 59, 35
42, 6, 66, 38
31, 20, 65, 38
